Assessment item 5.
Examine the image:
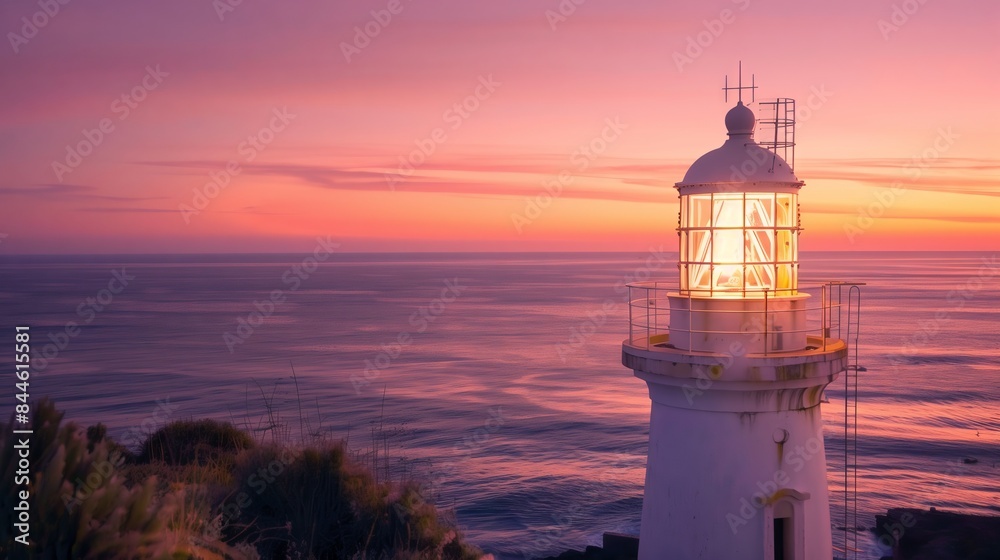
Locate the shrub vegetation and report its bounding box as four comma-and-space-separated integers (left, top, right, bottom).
0, 399, 484, 560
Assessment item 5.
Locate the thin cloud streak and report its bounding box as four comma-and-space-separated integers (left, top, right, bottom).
0, 184, 166, 203
143, 156, 1000, 202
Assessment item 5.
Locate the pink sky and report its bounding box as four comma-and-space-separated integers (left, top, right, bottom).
0, 0, 997, 253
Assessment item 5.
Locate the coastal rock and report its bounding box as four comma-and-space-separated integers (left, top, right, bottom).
533, 533, 638, 560
874, 507, 1000, 560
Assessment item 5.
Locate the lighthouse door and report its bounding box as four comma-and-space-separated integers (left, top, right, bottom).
773, 515, 791, 560
767, 497, 803, 560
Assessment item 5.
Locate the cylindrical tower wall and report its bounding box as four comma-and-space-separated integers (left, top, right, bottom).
637, 389, 833, 560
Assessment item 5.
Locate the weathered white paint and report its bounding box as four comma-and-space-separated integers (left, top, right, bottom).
625, 344, 840, 559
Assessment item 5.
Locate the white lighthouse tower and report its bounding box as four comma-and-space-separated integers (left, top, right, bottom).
622, 72, 853, 560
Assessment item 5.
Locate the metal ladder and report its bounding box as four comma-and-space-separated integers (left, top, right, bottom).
830, 283, 862, 559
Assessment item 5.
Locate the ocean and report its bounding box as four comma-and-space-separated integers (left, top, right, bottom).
1, 251, 997, 559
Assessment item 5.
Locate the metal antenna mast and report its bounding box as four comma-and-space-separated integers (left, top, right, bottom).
723, 61, 757, 103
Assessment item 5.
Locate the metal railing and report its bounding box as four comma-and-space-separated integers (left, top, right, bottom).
626, 281, 864, 356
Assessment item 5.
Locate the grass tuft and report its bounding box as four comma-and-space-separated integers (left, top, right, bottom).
138, 418, 256, 466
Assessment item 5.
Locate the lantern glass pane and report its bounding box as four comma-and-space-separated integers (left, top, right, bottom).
691, 195, 712, 228
678, 192, 799, 295
777, 194, 795, 227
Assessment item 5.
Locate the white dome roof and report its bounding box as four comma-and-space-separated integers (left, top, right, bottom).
725, 102, 755, 136
679, 102, 798, 185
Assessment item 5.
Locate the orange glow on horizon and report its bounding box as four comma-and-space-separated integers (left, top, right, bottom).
0, 1, 996, 254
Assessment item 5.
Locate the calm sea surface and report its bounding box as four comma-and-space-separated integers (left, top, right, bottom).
1, 252, 997, 559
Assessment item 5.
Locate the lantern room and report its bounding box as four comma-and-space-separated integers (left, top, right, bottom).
676, 101, 802, 298
667, 100, 809, 354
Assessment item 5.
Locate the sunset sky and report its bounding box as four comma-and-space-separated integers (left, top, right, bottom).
1, 0, 997, 253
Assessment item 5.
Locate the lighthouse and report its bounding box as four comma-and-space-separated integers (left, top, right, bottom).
622, 75, 852, 560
